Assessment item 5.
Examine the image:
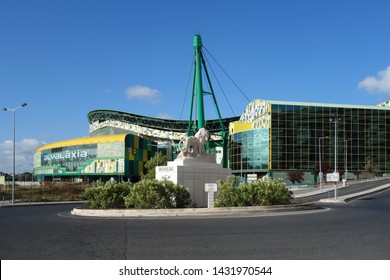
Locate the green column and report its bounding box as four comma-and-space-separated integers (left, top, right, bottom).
193, 34, 205, 129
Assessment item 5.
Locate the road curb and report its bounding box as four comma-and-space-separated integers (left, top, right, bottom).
71, 203, 317, 218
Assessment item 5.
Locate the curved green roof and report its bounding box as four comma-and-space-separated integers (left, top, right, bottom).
88, 109, 239, 133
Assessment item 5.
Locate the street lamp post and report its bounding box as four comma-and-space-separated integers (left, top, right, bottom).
344, 139, 350, 183
318, 136, 329, 192
2, 103, 28, 205
330, 117, 340, 199
332, 120, 337, 173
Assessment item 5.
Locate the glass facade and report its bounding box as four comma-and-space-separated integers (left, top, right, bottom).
229, 99, 390, 182
229, 129, 269, 171
270, 104, 390, 172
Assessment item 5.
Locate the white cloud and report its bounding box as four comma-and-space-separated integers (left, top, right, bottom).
358, 65, 390, 94
0, 139, 45, 173
157, 112, 173, 119
125, 85, 162, 104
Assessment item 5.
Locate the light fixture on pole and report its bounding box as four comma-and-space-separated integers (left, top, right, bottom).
2, 103, 28, 205
330, 117, 340, 199
318, 136, 329, 192
330, 119, 338, 173
344, 139, 350, 183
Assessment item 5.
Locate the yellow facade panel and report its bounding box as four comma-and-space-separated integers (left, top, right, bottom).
129, 148, 135, 161
35, 134, 128, 152
229, 122, 253, 134
143, 150, 148, 161
134, 138, 139, 149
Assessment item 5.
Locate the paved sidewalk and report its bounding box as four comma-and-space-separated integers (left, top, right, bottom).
290, 178, 390, 203
291, 182, 350, 198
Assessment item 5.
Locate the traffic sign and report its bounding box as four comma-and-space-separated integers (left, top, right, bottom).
205, 183, 218, 192
326, 172, 339, 182
205, 183, 218, 209
247, 174, 257, 182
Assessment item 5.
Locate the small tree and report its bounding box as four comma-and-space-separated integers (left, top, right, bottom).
142, 151, 168, 180
352, 169, 362, 179
286, 170, 305, 184
316, 161, 332, 174
363, 157, 375, 179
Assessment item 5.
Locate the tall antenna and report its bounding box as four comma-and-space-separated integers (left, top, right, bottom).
194, 34, 205, 129
188, 34, 225, 135
186, 34, 228, 167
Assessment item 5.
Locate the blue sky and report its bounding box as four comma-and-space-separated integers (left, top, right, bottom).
1, 0, 390, 173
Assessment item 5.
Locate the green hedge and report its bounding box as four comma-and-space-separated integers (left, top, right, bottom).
84, 181, 132, 209
124, 179, 191, 209
215, 176, 293, 207
83, 176, 290, 209
83, 179, 191, 209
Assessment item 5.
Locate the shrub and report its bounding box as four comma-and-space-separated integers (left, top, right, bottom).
214, 176, 240, 207
84, 181, 132, 209
215, 176, 293, 207
256, 179, 293, 205
124, 179, 191, 209
236, 181, 261, 206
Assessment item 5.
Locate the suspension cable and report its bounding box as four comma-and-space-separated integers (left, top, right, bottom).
203, 46, 251, 103
180, 55, 194, 120
202, 51, 236, 116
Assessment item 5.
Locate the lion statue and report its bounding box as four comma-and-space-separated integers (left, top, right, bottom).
177, 128, 209, 158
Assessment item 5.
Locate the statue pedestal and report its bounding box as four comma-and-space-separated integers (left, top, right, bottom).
156, 159, 231, 208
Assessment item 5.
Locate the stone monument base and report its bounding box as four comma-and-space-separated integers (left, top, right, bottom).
156, 159, 231, 208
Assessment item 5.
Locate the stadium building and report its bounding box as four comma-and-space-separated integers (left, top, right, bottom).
32, 35, 390, 185
33, 134, 156, 183
33, 111, 238, 182
34, 99, 390, 185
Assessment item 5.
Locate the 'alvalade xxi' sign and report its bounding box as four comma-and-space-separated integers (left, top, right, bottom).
43, 150, 88, 161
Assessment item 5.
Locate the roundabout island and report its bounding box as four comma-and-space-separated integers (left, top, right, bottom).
70, 202, 319, 218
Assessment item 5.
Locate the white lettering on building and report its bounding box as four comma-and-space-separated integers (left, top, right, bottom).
43, 150, 88, 161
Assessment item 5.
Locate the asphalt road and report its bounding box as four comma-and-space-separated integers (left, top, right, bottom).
0, 188, 389, 260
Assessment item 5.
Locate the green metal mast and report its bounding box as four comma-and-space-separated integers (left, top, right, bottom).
194, 34, 205, 130
187, 34, 229, 167
188, 34, 206, 135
